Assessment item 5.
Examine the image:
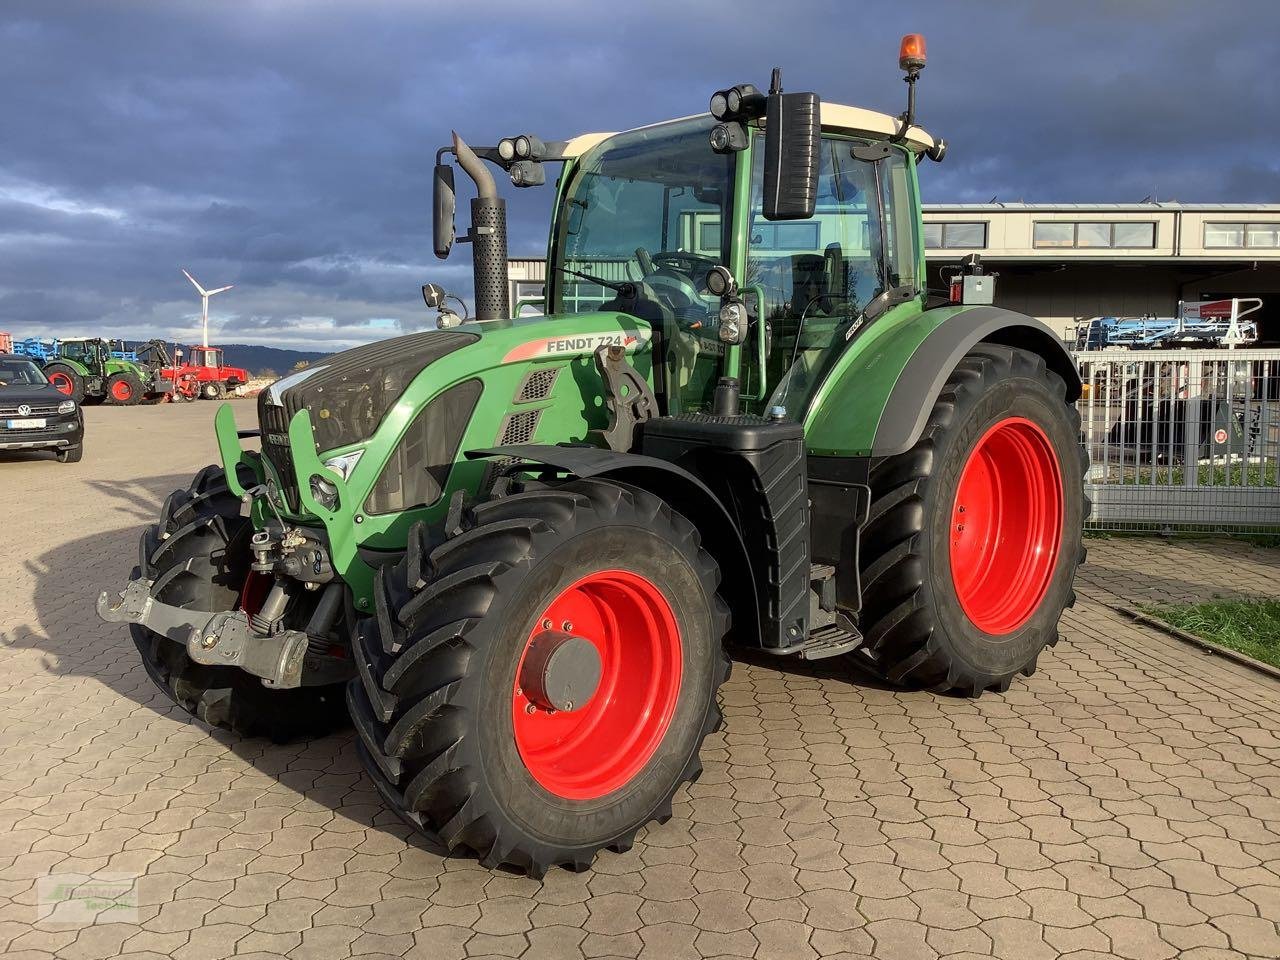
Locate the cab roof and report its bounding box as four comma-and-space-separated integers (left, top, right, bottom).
562, 103, 936, 159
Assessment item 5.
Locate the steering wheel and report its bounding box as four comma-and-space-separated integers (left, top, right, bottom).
635, 247, 724, 314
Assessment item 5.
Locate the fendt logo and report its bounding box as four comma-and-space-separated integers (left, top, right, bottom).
502, 331, 649, 364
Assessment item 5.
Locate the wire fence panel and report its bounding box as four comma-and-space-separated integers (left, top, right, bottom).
1074, 348, 1280, 533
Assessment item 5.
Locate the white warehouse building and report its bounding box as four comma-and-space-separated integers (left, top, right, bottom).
922, 203, 1280, 343
509, 203, 1280, 345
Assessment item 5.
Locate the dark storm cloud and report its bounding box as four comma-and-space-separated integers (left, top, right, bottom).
1, 0, 1276, 348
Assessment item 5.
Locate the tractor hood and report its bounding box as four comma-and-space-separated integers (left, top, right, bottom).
258, 330, 478, 455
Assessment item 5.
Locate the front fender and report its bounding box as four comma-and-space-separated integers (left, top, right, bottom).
468, 444, 761, 647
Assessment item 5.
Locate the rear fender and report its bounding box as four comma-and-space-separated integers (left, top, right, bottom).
467, 444, 760, 648
804, 304, 1078, 458
873, 307, 1079, 457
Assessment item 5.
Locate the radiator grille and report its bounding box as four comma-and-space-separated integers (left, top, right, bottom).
0, 402, 62, 417
257, 397, 300, 511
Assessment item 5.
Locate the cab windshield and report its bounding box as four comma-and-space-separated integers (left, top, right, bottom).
552, 117, 734, 411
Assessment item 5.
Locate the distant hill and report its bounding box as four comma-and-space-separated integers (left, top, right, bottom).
214, 344, 331, 379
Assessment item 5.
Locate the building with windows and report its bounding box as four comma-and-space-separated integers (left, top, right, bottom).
510, 203, 1280, 345
923, 203, 1280, 343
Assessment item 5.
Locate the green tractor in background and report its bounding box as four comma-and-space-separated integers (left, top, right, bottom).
100, 38, 1086, 877
44, 337, 167, 405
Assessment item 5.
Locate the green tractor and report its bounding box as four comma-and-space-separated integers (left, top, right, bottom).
100, 40, 1086, 877
44, 337, 166, 405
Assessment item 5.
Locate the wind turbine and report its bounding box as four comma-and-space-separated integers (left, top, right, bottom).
182, 268, 234, 348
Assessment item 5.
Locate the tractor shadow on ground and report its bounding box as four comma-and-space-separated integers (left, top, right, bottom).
11, 510, 491, 866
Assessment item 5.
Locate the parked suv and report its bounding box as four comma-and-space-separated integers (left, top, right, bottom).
0, 354, 84, 462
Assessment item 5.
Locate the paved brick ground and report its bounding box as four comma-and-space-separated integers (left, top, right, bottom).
2, 402, 1279, 960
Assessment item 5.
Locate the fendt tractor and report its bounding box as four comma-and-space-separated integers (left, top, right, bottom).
40, 337, 169, 405
100, 38, 1086, 877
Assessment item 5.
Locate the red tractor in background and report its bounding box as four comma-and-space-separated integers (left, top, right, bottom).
163, 345, 249, 400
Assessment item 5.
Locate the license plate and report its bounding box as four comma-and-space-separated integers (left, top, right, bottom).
6, 418, 46, 429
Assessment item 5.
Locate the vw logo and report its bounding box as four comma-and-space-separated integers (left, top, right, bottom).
17, 404, 31, 417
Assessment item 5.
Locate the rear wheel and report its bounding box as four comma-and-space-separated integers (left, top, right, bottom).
130, 464, 348, 741
45, 365, 85, 403
349, 479, 730, 877
201, 380, 225, 400
105, 372, 143, 406
855, 344, 1086, 696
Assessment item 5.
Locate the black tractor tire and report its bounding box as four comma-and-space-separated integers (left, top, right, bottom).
349, 479, 731, 878
56, 444, 83, 463
130, 463, 348, 741
44, 364, 85, 404
855, 344, 1087, 697
105, 371, 144, 406
201, 380, 225, 400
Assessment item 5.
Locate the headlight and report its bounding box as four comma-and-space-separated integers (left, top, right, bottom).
718, 301, 746, 344
322, 450, 363, 481
58, 400, 76, 415
310, 475, 340, 511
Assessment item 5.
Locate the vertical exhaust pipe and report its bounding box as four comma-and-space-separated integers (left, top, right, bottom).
452, 132, 510, 321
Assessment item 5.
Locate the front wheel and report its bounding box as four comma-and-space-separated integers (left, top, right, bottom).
349, 479, 730, 877
200, 380, 225, 400
105, 372, 143, 406
56, 443, 83, 463
855, 344, 1086, 696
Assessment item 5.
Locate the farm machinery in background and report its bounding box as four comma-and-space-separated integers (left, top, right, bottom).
1075, 297, 1262, 350
137, 340, 250, 401
9, 336, 172, 404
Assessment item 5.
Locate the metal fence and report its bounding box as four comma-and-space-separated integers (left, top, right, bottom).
1074, 348, 1280, 533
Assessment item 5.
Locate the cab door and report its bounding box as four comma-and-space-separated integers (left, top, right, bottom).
739, 134, 920, 416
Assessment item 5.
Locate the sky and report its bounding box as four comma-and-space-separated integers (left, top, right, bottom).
2, 0, 1278, 351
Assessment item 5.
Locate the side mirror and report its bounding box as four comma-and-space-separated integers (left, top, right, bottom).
422, 283, 448, 309
433, 162, 456, 259
762, 90, 820, 221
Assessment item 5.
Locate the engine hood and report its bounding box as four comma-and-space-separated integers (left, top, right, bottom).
259, 329, 479, 453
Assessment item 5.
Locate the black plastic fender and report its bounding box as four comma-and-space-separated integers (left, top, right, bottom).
873, 306, 1080, 457
466, 444, 761, 647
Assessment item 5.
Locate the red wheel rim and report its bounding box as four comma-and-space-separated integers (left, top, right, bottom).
513, 570, 682, 800
950, 417, 1063, 634
111, 380, 132, 401
49, 372, 73, 395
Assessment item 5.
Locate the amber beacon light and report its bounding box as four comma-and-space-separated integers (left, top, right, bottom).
899, 33, 927, 72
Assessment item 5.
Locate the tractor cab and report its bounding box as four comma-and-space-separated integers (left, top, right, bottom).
188, 346, 223, 368
59, 338, 108, 370
545, 110, 928, 420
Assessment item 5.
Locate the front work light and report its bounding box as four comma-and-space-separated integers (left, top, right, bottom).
709, 83, 764, 121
